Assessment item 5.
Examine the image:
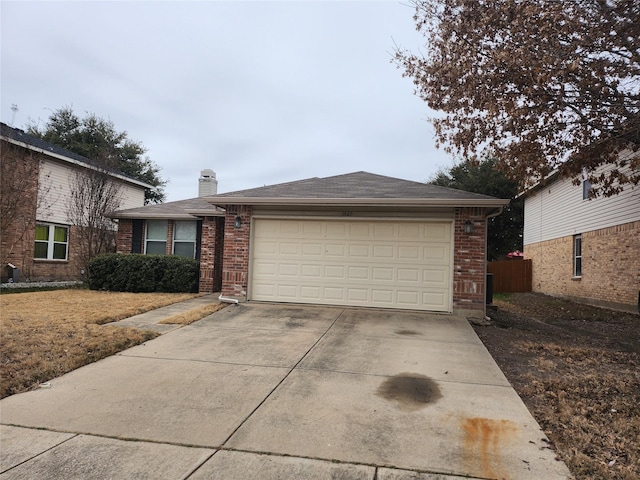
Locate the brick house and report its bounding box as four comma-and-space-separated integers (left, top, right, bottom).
0, 123, 151, 283
208, 172, 507, 315
522, 163, 639, 312
110, 196, 225, 293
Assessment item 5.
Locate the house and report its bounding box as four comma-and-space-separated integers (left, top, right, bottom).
0, 123, 151, 283
110, 178, 226, 292
207, 172, 507, 315
522, 163, 640, 312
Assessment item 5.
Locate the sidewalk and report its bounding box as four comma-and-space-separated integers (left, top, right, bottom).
112, 293, 224, 333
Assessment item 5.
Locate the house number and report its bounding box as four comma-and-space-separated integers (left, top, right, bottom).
342, 211, 353, 216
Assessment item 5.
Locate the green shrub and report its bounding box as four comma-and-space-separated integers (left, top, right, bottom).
88, 254, 199, 293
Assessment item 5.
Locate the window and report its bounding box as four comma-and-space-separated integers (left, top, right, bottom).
573, 234, 582, 277
173, 221, 197, 258
582, 179, 592, 200
145, 220, 168, 254
34, 224, 68, 260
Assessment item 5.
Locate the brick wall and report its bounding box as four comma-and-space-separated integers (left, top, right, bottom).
198, 216, 224, 293
1, 143, 39, 282
116, 219, 133, 253
217, 205, 490, 311
524, 220, 639, 308
30, 225, 86, 282
453, 207, 487, 312
221, 205, 251, 298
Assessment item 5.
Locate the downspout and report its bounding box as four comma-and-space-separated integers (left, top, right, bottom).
218, 295, 239, 305
484, 206, 504, 319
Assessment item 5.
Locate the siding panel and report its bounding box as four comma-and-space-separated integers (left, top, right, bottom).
37, 159, 146, 225
524, 165, 640, 244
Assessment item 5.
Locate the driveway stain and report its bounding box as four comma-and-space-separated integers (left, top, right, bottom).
461, 417, 518, 479
377, 373, 442, 411
395, 329, 421, 336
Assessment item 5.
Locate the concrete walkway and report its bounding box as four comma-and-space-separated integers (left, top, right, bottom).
0, 301, 571, 479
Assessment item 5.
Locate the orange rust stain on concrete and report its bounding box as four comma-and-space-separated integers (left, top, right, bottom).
462, 417, 518, 479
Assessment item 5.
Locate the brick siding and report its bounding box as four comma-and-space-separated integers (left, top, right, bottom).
198, 216, 224, 293
218, 205, 489, 311
116, 219, 133, 253
524, 220, 639, 308
453, 207, 487, 312
220, 205, 251, 298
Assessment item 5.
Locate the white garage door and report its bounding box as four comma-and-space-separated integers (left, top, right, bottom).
250, 219, 452, 311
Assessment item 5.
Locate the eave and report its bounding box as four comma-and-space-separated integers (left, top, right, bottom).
208, 197, 509, 208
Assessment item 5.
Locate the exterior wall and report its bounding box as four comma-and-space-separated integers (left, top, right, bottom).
116, 219, 133, 254
220, 204, 489, 312
38, 159, 146, 224
221, 205, 252, 299
525, 220, 639, 309
0, 145, 40, 282
116, 217, 224, 293
453, 207, 487, 313
524, 165, 640, 246
30, 225, 84, 281
198, 216, 224, 293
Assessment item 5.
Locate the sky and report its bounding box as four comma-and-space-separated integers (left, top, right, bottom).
1, 1, 455, 202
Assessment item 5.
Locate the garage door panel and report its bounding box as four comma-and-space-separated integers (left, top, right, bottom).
300, 286, 321, 300
278, 264, 298, 276
301, 264, 322, 278
398, 246, 420, 260
372, 267, 393, 281
251, 219, 452, 312
279, 243, 299, 255
397, 268, 419, 282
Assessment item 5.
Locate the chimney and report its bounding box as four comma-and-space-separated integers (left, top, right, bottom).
198, 169, 218, 197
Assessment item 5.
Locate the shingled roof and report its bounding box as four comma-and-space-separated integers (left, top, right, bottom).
1, 122, 152, 189
109, 197, 224, 219
209, 171, 507, 207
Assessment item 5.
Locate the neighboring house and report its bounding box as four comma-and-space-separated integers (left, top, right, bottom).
0, 123, 151, 283
110, 193, 225, 293
522, 163, 640, 311
208, 171, 508, 315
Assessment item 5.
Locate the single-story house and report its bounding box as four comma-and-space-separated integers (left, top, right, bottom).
0, 122, 151, 283
208, 171, 507, 315
110, 196, 225, 292
522, 162, 639, 312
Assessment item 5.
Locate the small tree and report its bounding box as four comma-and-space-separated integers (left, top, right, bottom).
65, 164, 123, 276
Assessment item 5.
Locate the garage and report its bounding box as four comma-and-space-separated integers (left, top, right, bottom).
250, 218, 452, 311
212, 171, 507, 314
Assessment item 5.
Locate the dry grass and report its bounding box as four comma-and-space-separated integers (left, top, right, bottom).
159, 303, 227, 325
0, 289, 200, 398
519, 343, 640, 480
479, 294, 640, 479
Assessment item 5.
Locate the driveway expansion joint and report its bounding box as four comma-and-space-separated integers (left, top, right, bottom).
218, 309, 347, 447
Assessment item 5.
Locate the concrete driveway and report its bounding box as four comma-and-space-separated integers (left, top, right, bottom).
0, 303, 570, 479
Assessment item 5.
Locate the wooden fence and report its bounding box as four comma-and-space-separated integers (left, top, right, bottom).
487, 259, 532, 293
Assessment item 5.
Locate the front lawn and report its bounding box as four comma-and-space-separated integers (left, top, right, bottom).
0, 289, 201, 398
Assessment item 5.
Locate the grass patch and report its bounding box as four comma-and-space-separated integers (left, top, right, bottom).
0, 289, 200, 398
479, 293, 640, 479
159, 303, 227, 325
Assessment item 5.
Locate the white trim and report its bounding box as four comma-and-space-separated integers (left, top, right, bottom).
211, 197, 507, 208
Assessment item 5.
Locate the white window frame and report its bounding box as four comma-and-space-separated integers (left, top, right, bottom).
34, 223, 69, 261
172, 220, 197, 258
145, 220, 168, 255
573, 234, 582, 278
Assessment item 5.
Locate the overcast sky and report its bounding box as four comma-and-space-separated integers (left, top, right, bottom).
1, 1, 455, 202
